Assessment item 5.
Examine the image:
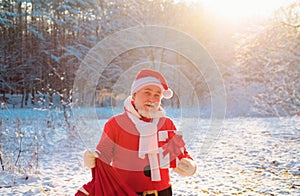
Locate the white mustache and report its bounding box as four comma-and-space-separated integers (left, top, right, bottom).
144, 102, 157, 107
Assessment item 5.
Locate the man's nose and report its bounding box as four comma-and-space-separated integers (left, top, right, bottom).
148, 95, 158, 102
148, 96, 155, 102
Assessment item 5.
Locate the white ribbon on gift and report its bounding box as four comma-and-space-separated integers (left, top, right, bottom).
158, 130, 184, 168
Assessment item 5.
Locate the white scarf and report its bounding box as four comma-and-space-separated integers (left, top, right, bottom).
124, 96, 165, 181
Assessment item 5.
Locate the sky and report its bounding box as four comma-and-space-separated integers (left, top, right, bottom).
195, 0, 293, 22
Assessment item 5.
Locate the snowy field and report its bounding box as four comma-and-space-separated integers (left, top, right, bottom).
0, 108, 299, 195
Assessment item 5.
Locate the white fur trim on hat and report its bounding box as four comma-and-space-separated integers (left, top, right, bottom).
131, 69, 173, 99
131, 76, 163, 95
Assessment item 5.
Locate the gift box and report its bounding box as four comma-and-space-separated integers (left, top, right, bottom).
158, 130, 185, 168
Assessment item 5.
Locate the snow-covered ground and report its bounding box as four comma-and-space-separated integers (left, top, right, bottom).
0, 108, 299, 195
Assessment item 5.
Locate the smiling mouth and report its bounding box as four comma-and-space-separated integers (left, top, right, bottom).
144, 102, 156, 110
145, 104, 154, 108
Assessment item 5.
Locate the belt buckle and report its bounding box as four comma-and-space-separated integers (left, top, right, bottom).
142, 190, 158, 196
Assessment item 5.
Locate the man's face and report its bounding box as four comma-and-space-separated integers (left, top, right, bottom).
133, 85, 162, 118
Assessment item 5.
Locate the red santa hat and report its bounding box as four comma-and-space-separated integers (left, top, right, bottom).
130, 69, 173, 99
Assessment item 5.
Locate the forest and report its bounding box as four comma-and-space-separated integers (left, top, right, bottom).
0, 0, 299, 116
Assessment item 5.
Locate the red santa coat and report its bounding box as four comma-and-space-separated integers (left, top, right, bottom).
95, 112, 192, 193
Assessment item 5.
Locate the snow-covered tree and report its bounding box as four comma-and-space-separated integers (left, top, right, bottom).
235, 1, 300, 116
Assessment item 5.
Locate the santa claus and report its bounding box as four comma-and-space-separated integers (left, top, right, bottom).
76, 69, 196, 196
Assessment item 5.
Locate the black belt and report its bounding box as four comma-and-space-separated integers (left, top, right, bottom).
136, 186, 172, 196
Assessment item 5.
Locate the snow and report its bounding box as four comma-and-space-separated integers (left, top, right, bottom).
29, 28, 45, 41
0, 108, 299, 195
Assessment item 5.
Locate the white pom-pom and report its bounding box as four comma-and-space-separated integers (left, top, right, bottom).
163, 89, 173, 99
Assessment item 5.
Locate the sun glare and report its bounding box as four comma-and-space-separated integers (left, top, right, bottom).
198, 0, 291, 21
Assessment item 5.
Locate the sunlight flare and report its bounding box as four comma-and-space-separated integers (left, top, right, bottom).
198, 0, 291, 21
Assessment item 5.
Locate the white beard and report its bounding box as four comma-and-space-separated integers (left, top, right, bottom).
137, 108, 157, 118
137, 102, 159, 118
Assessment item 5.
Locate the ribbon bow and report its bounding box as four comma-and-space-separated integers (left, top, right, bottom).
162, 134, 185, 168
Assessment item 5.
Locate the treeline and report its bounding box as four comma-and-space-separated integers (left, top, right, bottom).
0, 0, 207, 108
0, 0, 299, 116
